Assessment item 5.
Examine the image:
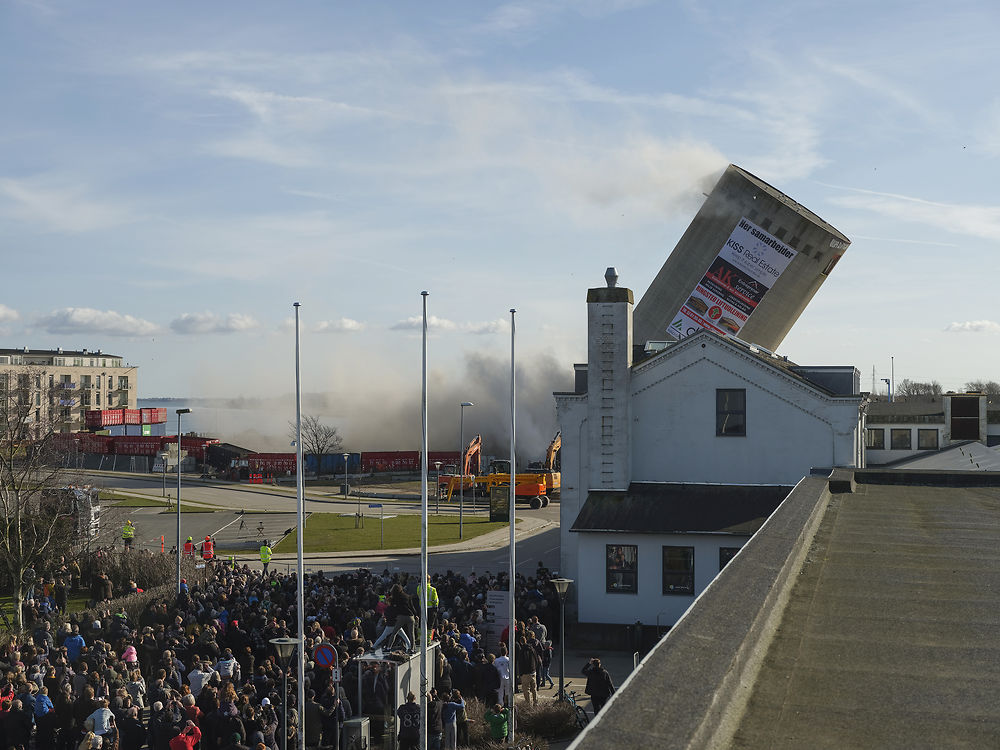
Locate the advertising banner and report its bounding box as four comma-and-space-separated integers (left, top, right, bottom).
668, 217, 796, 340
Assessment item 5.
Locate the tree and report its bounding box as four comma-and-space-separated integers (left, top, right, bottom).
895, 379, 942, 399
0, 366, 80, 630
288, 415, 344, 475
964, 380, 1000, 398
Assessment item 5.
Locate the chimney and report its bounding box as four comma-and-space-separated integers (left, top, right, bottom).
586, 267, 633, 490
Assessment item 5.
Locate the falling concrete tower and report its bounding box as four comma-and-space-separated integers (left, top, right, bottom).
633, 165, 851, 351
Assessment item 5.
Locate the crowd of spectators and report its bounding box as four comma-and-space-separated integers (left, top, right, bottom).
1, 557, 563, 750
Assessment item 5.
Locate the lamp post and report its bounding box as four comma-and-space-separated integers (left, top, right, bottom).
459, 402, 473, 538
175, 408, 191, 593
270, 637, 299, 750
551, 577, 573, 701
343, 452, 350, 498
434, 461, 442, 514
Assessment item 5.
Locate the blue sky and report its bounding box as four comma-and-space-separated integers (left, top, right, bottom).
3, 0, 999, 412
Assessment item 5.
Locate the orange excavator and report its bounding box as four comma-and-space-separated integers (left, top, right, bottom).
438, 434, 482, 495
439, 433, 550, 509
525, 431, 560, 497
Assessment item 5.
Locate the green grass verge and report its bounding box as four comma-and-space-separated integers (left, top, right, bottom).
0, 593, 90, 618
274, 513, 514, 554
100, 491, 215, 513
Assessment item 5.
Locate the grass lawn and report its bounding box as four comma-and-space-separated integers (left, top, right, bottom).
274, 513, 514, 553
1, 593, 90, 621
102, 493, 215, 513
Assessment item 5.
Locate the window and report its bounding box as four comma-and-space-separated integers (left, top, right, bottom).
662, 546, 695, 595
918, 429, 939, 450
719, 547, 740, 570
606, 544, 638, 594
716, 389, 746, 436
950, 396, 980, 440
865, 428, 885, 449
890, 429, 912, 450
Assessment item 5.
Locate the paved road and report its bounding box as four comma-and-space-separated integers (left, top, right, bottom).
89, 470, 563, 577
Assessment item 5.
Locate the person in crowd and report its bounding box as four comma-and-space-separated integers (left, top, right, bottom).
582, 656, 616, 715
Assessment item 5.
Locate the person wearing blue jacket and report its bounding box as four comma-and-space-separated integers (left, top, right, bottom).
439, 690, 465, 750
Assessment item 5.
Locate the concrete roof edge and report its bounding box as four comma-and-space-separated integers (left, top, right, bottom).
571, 474, 832, 750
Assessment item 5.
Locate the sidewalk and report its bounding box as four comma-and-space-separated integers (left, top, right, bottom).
514, 648, 638, 748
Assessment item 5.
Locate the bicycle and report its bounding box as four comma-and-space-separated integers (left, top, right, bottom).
557, 689, 589, 728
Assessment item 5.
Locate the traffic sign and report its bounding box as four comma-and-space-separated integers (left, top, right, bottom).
368, 503, 383, 509
313, 643, 337, 667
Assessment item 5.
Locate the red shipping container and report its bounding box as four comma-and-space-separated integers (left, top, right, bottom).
123, 409, 141, 425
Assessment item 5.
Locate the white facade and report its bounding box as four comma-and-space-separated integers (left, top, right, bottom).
628, 336, 863, 485
555, 278, 863, 626
575, 531, 749, 626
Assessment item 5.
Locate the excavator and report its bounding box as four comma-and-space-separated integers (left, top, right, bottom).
438, 432, 554, 509
437, 434, 482, 495
525, 431, 560, 497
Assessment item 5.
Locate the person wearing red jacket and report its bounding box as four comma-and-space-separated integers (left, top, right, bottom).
169, 721, 201, 750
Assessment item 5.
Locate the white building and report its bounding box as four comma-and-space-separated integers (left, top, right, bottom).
864, 392, 1000, 464
554, 271, 864, 635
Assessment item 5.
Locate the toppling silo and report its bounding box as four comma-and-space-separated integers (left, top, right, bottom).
633, 165, 850, 351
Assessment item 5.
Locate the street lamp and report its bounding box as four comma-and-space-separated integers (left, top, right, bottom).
434, 461, 442, 514
459, 402, 474, 538
175, 408, 191, 594
270, 637, 299, 750
551, 577, 573, 701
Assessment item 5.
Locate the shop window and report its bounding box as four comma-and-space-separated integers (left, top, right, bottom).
662, 546, 695, 595
606, 544, 638, 594
719, 547, 740, 570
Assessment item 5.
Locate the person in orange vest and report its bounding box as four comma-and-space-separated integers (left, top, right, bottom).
183, 536, 196, 558
200, 535, 215, 562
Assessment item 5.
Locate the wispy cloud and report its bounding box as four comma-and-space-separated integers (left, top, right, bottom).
0, 176, 133, 233
0, 304, 19, 323
38, 308, 159, 337
205, 134, 314, 168
827, 186, 1000, 241
945, 320, 1000, 334
170, 312, 260, 335
390, 316, 511, 334
313, 318, 364, 333
391, 315, 457, 332
464, 318, 510, 335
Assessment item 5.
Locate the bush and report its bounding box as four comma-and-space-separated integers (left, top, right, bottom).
461, 697, 569, 749
84, 549, 206, 596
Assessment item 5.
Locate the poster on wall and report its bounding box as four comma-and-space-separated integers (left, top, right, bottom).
667, 217, 797, 340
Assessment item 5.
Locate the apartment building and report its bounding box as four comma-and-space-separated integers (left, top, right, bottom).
0, 347, 137, 433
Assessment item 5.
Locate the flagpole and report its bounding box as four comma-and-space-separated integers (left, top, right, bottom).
508, 307, 517, 747
293, 302, 306, 750
420, 291, 429, 750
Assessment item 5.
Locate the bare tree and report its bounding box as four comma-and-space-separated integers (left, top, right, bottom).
895, 379, 942, 399
0, 367, 80, 630
964, 380, 1000, 398
288, 415, 344, 474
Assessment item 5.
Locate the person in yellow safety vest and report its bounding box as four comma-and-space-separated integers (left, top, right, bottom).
201, 535, 215, 561
183, 536, 196, 558
260, 542, 273, 574
418, 576, 440, 633
122, 520, 135, 551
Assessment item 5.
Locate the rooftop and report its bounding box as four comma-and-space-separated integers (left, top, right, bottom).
572, 469, 1000, 749
0, 347, 123, 358
570, 483, 791, 536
